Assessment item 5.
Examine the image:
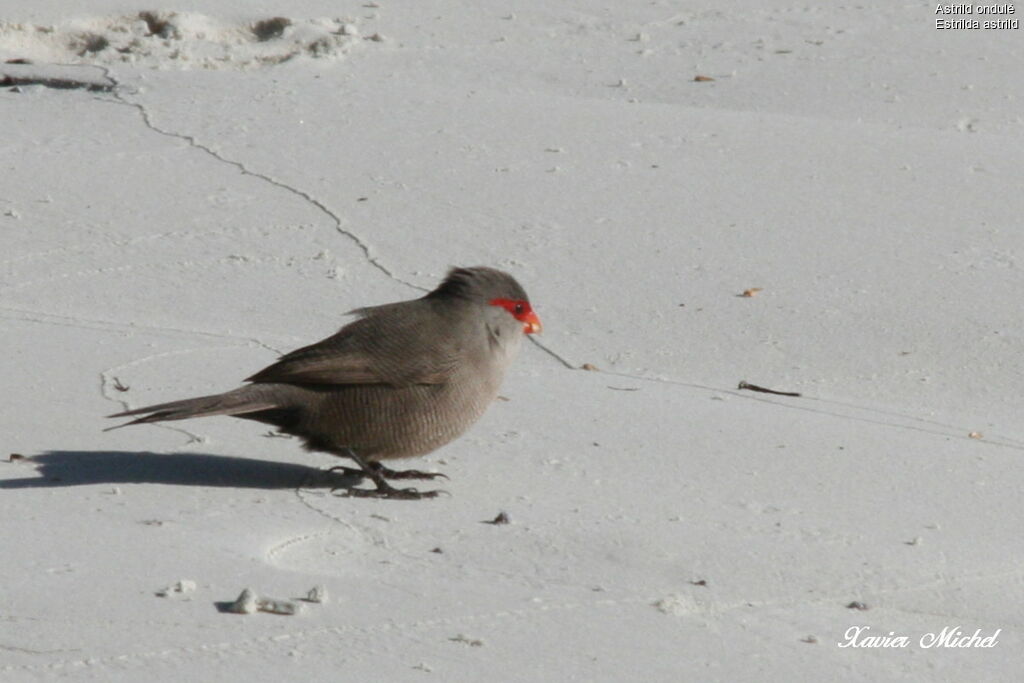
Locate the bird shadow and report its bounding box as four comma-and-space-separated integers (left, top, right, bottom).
0, 450, 362, 490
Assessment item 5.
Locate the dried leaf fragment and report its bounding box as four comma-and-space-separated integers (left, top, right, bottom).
483, 511, 510, 525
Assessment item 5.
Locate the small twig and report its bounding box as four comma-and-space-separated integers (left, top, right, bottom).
112, 377, 130, 392
737, 381, 801, 397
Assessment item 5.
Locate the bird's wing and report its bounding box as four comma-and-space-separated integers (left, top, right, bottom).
246, 304, 460, 387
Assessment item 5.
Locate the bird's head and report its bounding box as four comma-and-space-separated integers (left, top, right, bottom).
429, 266, 542, 334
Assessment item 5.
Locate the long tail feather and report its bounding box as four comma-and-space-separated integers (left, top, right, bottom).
105, 387, 278, 431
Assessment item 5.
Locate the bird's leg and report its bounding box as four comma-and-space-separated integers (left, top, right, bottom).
368, 461, 449, 481
333, 449, 444, 500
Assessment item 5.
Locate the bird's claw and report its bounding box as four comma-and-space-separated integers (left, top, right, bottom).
328, 455, 449, 498
373, 465, 449, 481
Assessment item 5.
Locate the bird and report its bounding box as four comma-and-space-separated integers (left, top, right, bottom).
107, 266, 541, 499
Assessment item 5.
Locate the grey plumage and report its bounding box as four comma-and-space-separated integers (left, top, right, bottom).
107, 266, 541, 499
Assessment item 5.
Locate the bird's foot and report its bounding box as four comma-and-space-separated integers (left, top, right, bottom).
368, 462, 449, 481
329, 450, 449, 499
334, 481, 445, 500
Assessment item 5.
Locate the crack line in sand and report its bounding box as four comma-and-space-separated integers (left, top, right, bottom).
594, 368, 1024, 451
527, 336, 576, 369
291, 483, 396, 552
90, 65, 423, 293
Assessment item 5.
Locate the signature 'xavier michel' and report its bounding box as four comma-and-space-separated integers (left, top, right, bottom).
107, 267, 541, 500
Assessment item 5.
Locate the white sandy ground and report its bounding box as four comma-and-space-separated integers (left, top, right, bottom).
1, 0, 1022, 680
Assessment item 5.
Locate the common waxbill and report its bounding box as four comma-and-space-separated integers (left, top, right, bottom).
107, 266, 541, 499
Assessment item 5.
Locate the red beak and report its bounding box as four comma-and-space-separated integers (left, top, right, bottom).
523, 311, 542, 334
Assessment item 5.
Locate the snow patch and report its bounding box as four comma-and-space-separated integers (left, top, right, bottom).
0, 11, 362, 70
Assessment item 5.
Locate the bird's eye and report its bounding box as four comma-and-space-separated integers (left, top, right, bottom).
514, 302, 524, 316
